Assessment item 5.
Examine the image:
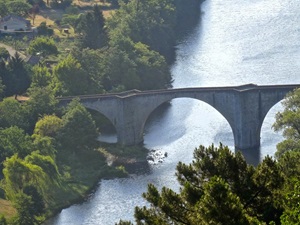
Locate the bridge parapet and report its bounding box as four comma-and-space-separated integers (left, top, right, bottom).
234, 83, 257, 91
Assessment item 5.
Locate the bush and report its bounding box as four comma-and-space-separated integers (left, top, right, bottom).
65, 5, 79, 14
0, 47, 9, 61
28, 36, 58, 56
37, 22, 54, 36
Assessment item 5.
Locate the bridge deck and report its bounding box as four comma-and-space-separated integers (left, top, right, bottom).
57, 83, 300, 101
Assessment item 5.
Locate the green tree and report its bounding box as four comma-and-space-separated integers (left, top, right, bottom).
65, 5, 79, 15
61, 14, 80, 28
1, 52, 31, 97
0, 126, 33, 172
71, 48, 106, 93
0, 60, 11, 97
133, 42, 171, 90
13, 191, 37, 225
117, 144, 284, 225
0, 214, 7, 225
28, 37, 58, 57
103, 38, 171, 91
280, 179, 300, 224
37, 22, 54, 36
7, 1, 31, 16
0, 78, 4, 100
32, 135, 57, 158
0, 47, 9, 61
33, 115, 63, 138
25, 151, 59, 182
7, 52, 31, 97
23, 185, 45, 217
30, 65, 52, 89
276, 150, 300, 224
51, 55, 89, 96
252, 156, 284, 223
107, 0, 176, 58
104, 46, 139, 90
25, 87, 58, 130
76, 4, 107, 49
273, 88, 300, 158
196, 176, 255, 225
0, 1, 8, 17
0, 98, 29, 130
59, 99, 98, 151
2, 155, 46, 199
278, 151, 300, 181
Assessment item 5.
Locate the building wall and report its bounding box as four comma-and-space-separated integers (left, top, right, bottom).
0, 18, 29, 32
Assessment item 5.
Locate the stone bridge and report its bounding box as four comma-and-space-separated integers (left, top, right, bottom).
58, 83, 300, 151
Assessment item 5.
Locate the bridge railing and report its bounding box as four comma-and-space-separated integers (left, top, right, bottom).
56, 84, 300, 101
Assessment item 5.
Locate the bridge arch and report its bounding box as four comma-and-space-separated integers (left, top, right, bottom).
86, 108, 117, 140
143, 97, 234, 147
140, 96, 235, 144
81, 105, 117, 130
259, 100, 284, 155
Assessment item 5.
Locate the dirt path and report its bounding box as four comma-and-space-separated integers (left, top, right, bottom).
0, 42, 27, 59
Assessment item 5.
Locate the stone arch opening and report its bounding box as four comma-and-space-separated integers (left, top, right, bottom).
143, 97, 234, 150
260, 100, 284, 159
86, 108, 117, 144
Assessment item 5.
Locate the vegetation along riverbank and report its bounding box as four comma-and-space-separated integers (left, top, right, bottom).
0, 0, 203, 224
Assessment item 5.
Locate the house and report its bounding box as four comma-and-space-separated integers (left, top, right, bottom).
24, 55, 40, 65
0, 15, 32, 34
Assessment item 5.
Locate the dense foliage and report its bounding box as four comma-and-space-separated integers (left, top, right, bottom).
0, 53, 30, 98
0, 0, 31, 17
0, 97, 106, 224
76, 4, 107, 49
117, 142, 299, 225
28, 37, 58, 57
0, 0, 204, 223
273, 88, 300, 157
0, 0, 202, 96
0, 48, 9, 61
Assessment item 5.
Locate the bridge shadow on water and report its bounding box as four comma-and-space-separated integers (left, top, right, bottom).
144, 100, 191, 146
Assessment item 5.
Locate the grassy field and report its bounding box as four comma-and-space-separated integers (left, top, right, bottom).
33, 7, 113, 25
29, 1, 114, 39
0, 198, 16, 219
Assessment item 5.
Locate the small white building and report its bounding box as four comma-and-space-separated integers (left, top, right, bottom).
0, 15, 32, 34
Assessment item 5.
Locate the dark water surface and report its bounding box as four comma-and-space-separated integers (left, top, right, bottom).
46, 0, 300, 224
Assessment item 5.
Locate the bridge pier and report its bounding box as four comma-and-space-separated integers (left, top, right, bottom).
115, 98, 144, 146
233, 121, 261, 151
232, 90, 262, 151
231, 86, 290, 151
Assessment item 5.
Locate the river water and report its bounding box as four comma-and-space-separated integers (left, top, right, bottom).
46, 0, 300, 224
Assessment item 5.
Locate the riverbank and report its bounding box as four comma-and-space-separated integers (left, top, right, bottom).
0, 142, 149, 223
44, 143, 149, 219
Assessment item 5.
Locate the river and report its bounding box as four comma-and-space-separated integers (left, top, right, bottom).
46, 0, 300, 224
